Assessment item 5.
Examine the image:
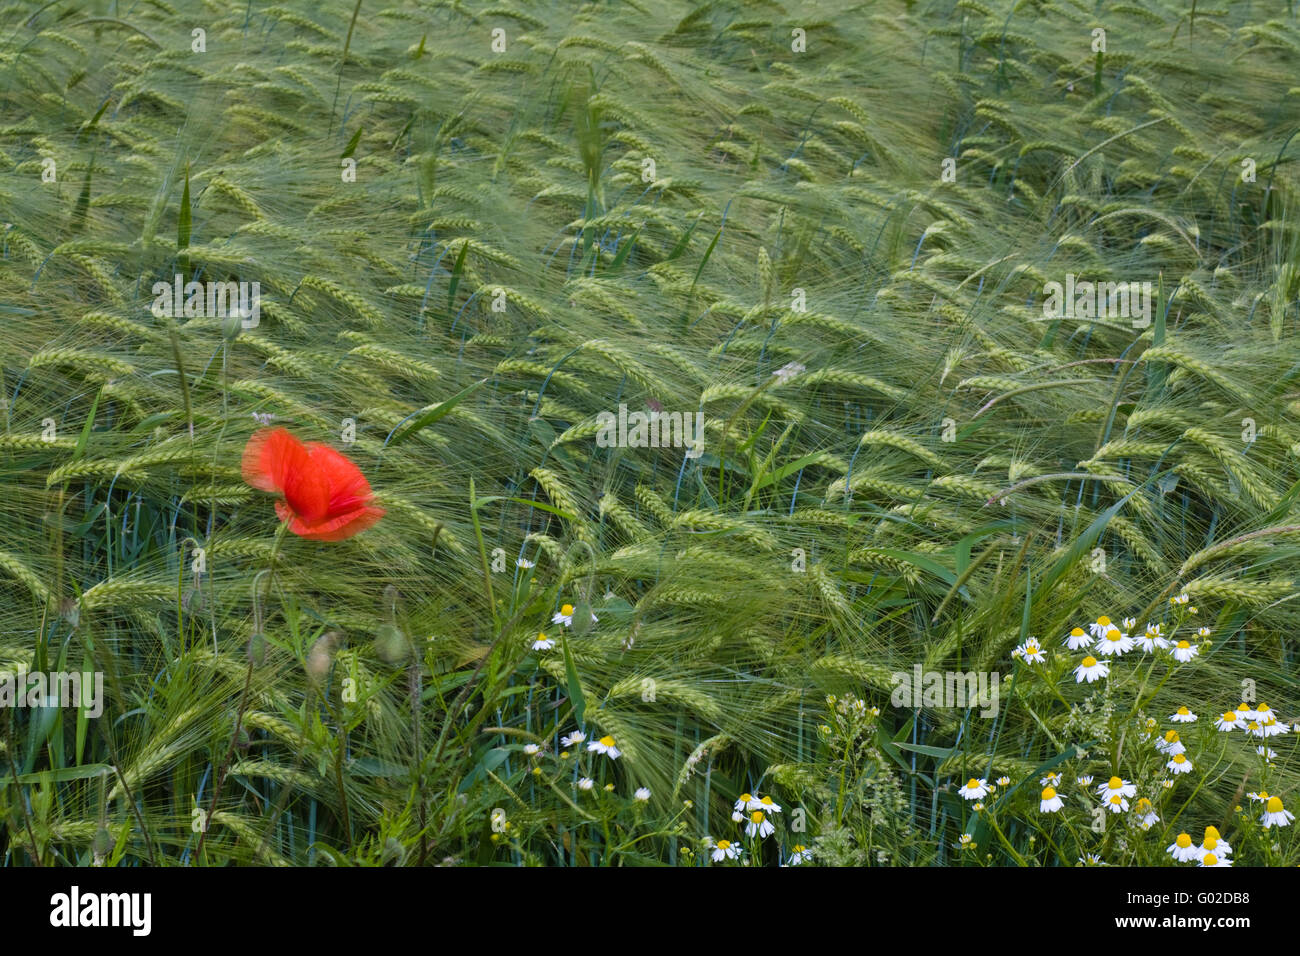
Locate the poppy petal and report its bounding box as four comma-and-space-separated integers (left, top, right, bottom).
304, 441, 376, 515
278, 502, 386, 541
242, 427, 306, 493
281, 455, 332, 522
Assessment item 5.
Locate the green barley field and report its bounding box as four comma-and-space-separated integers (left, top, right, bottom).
2, 0, 1299, 869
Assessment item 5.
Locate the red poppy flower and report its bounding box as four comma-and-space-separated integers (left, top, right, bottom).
241, 428, 385, 541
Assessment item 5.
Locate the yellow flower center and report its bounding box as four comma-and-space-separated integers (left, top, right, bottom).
1070, 627, 1085, 637
1106, 629, 1122, 642
751, 811, 765, 824
1176, 640, 1190, 649
1223, 712, 1237, 721
1097, 616, 1111, 626
1204, 837, 1217, 850
1258, 704, 1271, 714
1042, 787, 1057, 800
599, 735, 615, 747
561, 604, 574, 616
1203, 854, 1218, 866
739, 793, 752, 803
1204, 827, 1220, 840
1267, 796, 1284, 813
1082, 656, 1098, 667
716, 840, 730, 850
1108, 776, 1122, 790
1177, 707, 1189, 715
1164, 731, 1179, 742
1137, 799, 1152, 811
1175, 833, 1191, 848
966, 779, 980, 789
1110, 794, 1122, 805
760, 796, 774, 806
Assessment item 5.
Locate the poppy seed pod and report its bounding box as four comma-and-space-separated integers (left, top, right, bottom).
93, 826, 113, 859
375, 623, 410, 664
305, 630, 342, 684
221, 313, 243, 342
246, 631, 266, 666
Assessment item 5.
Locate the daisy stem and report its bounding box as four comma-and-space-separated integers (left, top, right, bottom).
983, 809, 1028, 866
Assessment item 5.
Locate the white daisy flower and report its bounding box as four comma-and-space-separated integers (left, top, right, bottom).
1040, 786, 1064, 813
1248, 790, 1273, 803
734, 793, 757, 813
1254, 702, 1276, 723
1167, 753, 1193, 775
1097, 776, 1137, 801
516, 557, 535, 569
785, 844, 813, 865
745, 810, 775, 839
1088, 615, 1115, 639
560, 730, 586, 748
532, 633, 555, 651
957, 778, 990, 800
1064, 626, 1093, 650
1135, 623, 1169, 652
577, 777, 595, 791
1096, 627, 1134, 656
1169, 706, 1197, 723
1156, 730, 1185, 755
550, 604, 598, 628
1074, 655, 1109, 683
996, 776, 1011, 787
1041, 772, 1062, 788
1258, 745, 1278, 760
1134, 798, 1159, 829
755, 795, 782, 814
709, 838, 742, 862
731, 811, 745, 823
1202, 828, 1231, 856
956, 834, 975, 851
634, 787, 651, 801
587, 735, 621, 759
1170, 640, 1198, 663
1077, 775, 1094, 786
1235, 702, 1259, 721
1199, 852, 1231, 867
1262, 796, 1295, 828
1259, 717, 1289, 738
1195, 626, 1211, 639
1215, 711, 1245, 732
1105, 793, 1130, 813
1167, 833, 1200, 862
1018, 638, 1046, 664
1122, 616, 1137, 630
1171, 593, 1189, 606
1077, 853, 1107, 866
523, 743, 540, 756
